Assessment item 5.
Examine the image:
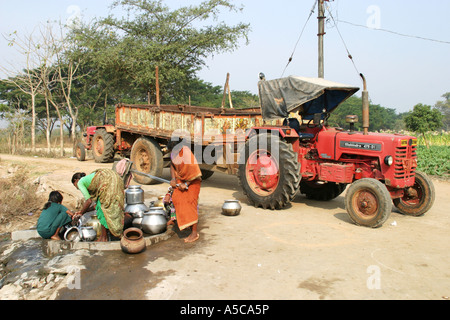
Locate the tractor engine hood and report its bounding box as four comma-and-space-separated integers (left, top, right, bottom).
258, 76, 359, 120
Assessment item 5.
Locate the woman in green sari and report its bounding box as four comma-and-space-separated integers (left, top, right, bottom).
72, 169, 125, 242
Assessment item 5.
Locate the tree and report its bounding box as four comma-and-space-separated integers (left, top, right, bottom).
404, 103, 443, 148
435, 92, 450, 131
0, 30, 44, 152
69, 0, 250, 104
328, 96, 400, 132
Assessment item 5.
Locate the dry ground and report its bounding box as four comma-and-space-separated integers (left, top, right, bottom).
1, 153, 449, 300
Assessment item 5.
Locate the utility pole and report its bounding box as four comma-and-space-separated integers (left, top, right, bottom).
318, 0, 326, 78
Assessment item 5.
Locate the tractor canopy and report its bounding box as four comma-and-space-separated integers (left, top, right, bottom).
258, 76, 359, 120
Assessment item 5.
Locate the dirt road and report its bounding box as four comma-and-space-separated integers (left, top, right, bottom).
1, 154, 449, 300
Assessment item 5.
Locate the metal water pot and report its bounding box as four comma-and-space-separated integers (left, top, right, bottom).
131, 210, 145, 229
141, 207, 167, 235
79, 226, 97, 242
125, 203, 149, 216
222, 200, 242, 216
64, 226, 80, 242
125, 185, 145, 204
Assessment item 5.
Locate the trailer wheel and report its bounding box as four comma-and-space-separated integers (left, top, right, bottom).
75, 143, 86, 162
393, 171, 435, 217
130, 137, 163, 185
345, 178, 392, 228
300, 181, 347, 201
238, 133, 300, 210
92, 128, 115, 163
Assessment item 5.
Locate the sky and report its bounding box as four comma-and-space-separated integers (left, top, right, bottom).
0, 0, 449, 114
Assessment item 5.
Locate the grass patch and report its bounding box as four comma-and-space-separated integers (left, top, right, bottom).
0, 163, 46, 233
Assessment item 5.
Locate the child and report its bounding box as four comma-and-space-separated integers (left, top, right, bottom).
37, 191, 76, 240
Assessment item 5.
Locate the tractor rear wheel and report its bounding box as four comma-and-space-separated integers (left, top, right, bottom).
345, 178, 392, 228
393, 171, 435, 216
92, 129, 115, 163
238, 133, 300, 210
130, 137, 163, 185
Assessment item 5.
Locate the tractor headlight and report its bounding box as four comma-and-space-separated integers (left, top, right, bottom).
384, 156, 394, 166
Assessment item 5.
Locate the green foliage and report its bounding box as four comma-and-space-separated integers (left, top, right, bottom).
328, 96, 399, 131
416, 145, 450, 178
435, 92, 450, 131
69, 0, 250, 104
404, 103, 443, 134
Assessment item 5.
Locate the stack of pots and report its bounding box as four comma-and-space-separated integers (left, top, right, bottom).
124, 185, 167, 235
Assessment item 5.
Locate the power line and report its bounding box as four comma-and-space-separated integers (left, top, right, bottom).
324, 5, 361, 79
337, 20, 450, 45
281, 0, 318, 77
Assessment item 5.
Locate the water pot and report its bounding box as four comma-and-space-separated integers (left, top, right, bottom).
125, 185, 145, 205
152, 196, 165, 208
132, 210, 144, 229
222, 200, 242, 216
85, 214, 102, 239
121, 228, 146, 254
64, 226, 80, 242
141, 207, 167, 235
125, 203, 149, 216
79, 226, 97, 242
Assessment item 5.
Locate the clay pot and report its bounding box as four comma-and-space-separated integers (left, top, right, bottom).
120, 228, 146, 254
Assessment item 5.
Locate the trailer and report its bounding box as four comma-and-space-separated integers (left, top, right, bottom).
76, 103, 282, 184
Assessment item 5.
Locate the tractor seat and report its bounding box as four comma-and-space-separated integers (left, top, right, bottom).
283, 118, 315, 140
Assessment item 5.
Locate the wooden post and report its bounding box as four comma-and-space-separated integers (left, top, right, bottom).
221, 73, 230, 109
221, 73, 233, 109
156, 66, 160, 107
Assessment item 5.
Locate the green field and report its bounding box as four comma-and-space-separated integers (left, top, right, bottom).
414, 132, 450, 178
416, 145, 450, 178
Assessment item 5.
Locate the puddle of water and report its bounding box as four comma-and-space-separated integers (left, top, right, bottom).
55, 235, 188, 300
1, 239, 51, 287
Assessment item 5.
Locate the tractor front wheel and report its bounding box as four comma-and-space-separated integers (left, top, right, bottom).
393, 171, 435, 216
75, 143, 86, 162
92, 129, 115, 163
345, 178, 392, 228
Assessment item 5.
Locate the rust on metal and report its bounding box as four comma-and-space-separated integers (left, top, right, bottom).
115, 103, 281, 146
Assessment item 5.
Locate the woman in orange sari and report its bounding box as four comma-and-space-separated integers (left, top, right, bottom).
168, 140, 202, 243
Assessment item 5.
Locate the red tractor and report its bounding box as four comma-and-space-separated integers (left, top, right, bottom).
75, 124, 118, 163
238, 75, 435, 228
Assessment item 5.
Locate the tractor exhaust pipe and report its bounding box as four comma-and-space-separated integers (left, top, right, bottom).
360, 74, 369, 135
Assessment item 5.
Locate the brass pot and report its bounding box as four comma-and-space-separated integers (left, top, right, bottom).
85, 214, 102, 239
153, 196, 165, 208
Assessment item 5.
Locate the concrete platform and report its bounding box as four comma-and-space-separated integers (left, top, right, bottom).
9, 227, 175, 255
